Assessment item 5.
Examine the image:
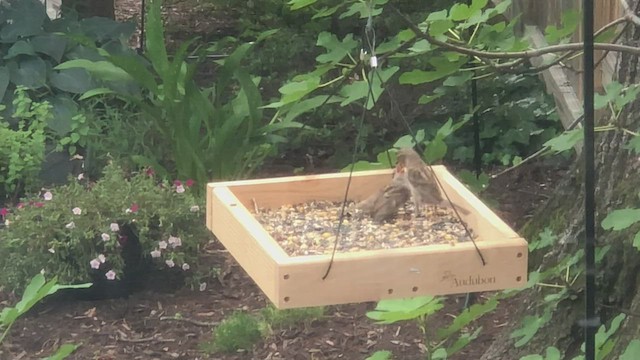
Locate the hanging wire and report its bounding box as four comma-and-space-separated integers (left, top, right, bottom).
322, 1, 379, 280
581, 0, 598, 358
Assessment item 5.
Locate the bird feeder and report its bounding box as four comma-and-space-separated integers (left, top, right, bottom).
206, 167, 527, 309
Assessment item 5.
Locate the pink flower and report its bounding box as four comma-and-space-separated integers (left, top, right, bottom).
77, 173, 84, 181
145, 167, 155, 176
176, 185, 185, 194
90, 259, 100, 269
158, 240, 168, 250
0, 208, 7, 217
129, 203, 139, 213
182, 263, 190, 271
105, 270, 116, 280
98, 254, 106, 263
168, 236, 182, 248
185, 179, 194, 187
43, 191, 53, 201
101, 233, 110, 241
17, 203, 24, 209
173, 180, 182, 186
72, 207, 82, 215
110, 223, 119, 232
150, 249, 161, 258
34, 202, 44, 208
165, 259, 175, 268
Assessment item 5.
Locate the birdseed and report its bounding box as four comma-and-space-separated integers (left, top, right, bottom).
253, 200, 478, 257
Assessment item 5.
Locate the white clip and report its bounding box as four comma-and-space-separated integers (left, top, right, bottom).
360, 49, 367, 61
370, 55, 378, 68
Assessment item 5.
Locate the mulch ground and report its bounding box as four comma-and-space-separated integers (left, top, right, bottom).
0, 157, 567, 360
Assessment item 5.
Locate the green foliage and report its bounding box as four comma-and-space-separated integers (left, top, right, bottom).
0, 87, 50, 201
260, 305, 324, 330
510, 309, 553, 348
568, 314, 626, 360
601, 208, 640, 250
0, 273, 90, 348
204, 311, 262, 353
59, 0, 300, 185
0, 163, 209, 292
621, 340, 640, 360
366, 350, 393, 360
528, 227, 557, 252
520, 347, 562, 360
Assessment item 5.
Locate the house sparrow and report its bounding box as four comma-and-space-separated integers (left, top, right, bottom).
356, 168, 411, 222
394, 147, 470, 216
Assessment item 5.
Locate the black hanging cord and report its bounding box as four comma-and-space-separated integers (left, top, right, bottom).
582, 0, 598, 359
322, 3, 378, 280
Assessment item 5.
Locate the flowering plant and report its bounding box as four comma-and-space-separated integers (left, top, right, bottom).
0, 163, 211, 292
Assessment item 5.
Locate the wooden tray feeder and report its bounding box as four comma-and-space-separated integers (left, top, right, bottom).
206, 167, 528, 309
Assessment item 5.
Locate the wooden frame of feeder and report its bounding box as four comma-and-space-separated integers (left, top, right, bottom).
206, 167, 528, 309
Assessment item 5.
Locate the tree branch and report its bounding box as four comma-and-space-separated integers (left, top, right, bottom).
391, 5, 640, 61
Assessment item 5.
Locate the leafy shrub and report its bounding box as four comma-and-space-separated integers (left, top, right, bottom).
0, 87, 49, 202
0, 162, 211, 292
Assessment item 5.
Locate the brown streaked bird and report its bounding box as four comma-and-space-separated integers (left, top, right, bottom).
356, 168, 411, 222
394, 147, 470, 216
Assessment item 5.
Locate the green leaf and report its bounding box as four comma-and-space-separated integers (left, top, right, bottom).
46, 95, 79, 136
529, 228, 557, 251
339, 0, 387, 19
366, 296, 444, 324
78, 87, 115, 100
278, 77, 321, 105
107, 54, 158, 93
288, 0, 317, 10
446, 327, 482, 356
312, 5, 342, 19
341, 160, 390, 172
145, 0, 170, 76
339, 66, 399, 109
42, 343, 80, 360
4, 40, 36, 59
0, 0, 46, 42
457, 170, 489, 193
365, 351, 393, 360
543, 129, 583, 153
399, 57, 466, 85
9, 57, 48, 89
316, 32, 358, 64
621, 340, 640, 360
432, 348, 448, 359
55, 59, 134, 83
0, 66, 9, 101
520, 355, 544, 360
49, 68, 95, 94
436, 297, 498, 340
601, 208, 640, 231
510, 310, 552, 347
544, 9, 579, 43
31, 34, 68, 63
424, 138, 447, 163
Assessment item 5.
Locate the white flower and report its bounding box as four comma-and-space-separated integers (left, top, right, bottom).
150, 249, 161, 258
105, 270, 116, 280
110, 223, 119, 232
65, 221, 76, 229
72, 207, 82, 215
158, 240, 168, 250
101, 233, 110, 241
176, 185, 185, 194
98, 254, 106, 263
190, 205, 200, 212
77, 173, 84, 181
165, 259, 175, 268
168, 236, 182, 248
43, 191, 53, 201
4, 219, 10, 227
182, 263, 190, 271
90, 259, 100, 269
199, 282, 207, 292
48, 248, 55, 254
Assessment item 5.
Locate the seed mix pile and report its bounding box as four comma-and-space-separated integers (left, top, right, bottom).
253, 200, 477, 257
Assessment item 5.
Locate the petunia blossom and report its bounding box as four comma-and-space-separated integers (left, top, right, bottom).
34, 202, 44, 208
65, 221, 76, 229
90, 259, 100, 269
168, 236, 182, 248
185, 179, 194, 187
176, 185, 185, 194
77, 173, 84, 181
199, 282, 207, 292
182, 263, 190, 271
165, 259, 175, 268
158, 240, 168, 250
43, 191, 53, 201
173, 180, 182, 186
72, 207, 82, 215
98, 254, 106, 263
0, 208, 7, 217
110, 223, 120, 232
150, 249, 161, 258
101, 233, 110, 241
105, 270, 116, 280
126, 203, 139, 213
190, 205, 200, 212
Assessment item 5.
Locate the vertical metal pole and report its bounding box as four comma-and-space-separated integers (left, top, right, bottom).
582, 0, 597, 359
